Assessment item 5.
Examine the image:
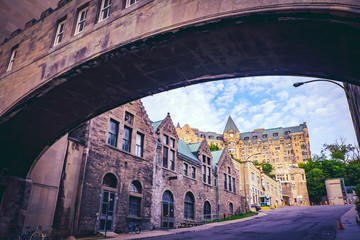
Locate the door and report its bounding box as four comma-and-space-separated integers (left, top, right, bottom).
99, 190, 116, 231
161, 191, 174, 228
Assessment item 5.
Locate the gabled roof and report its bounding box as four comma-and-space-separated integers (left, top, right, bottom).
188, 142, 202, 152
178, 139, 201, 166
211, 150, 223, 166
223, 116, 239, 133
151, 120, 162, 131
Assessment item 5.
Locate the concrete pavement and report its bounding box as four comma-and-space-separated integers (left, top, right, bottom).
336, 205, 360, 240
108, 212, 266, 240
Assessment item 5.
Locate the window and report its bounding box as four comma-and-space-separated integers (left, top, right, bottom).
184, 192, 194, 219
262, 134, 267, 138
207, 167, 211, 184
224, 173, 227, 190
251, 172, 255, 181
163, 135, 168, 144
273, 133, 278, 137
99, 0, 111, 22
228, 175, 232, 191
170, 138, 175, 148
135, 132, 144, 157
169, 150, 175, 170
54, 20, 65, 46
122, 126, 132, 152
232, 177, 236, 193
75, 7, 88, 35
125, 112, 134, 124
125, 0, 139, 8
204, 201, 211, 220
103, 173, 117, 188
203, 166, 206, 182
108, 119, 119, 147
244, 137, 249, 141
191, 167, 196, 179
129, 181, 142, 217
292, 184, 296, 190
228, 167, 231, 174
184, 163, 188, 176
7, 46, 18, 71
163, 147, 168, 168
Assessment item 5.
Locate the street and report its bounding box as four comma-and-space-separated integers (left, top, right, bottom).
145, 205, 353, 240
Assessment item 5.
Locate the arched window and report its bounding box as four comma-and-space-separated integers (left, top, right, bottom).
162, 191, 174, 228
203, 201, 211, 220
130, 180, 142, 193
229, 202, 233, 216
129, 181, 142, 217
184, 192, 195, 219
103, 173, 117, 188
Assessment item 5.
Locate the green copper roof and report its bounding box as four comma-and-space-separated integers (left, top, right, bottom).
178, 139, 201, 165
188, 142, 202, 152
240, 123, 307, 143
151, 120, 162, 131
211, 150, 223, 165
223, 116, 239, 133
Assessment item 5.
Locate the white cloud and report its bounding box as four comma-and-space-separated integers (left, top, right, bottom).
142, 76, 357, 155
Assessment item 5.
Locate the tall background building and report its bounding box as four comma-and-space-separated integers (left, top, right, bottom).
177, 116, 310, 206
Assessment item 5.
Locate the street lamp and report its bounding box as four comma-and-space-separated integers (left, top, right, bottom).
239, 153, 261, 212
293, 78, 360, 148
293, 79, 344, 90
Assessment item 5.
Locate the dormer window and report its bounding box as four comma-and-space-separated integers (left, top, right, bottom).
253, 136, 257, 140
244, 137, 249, 141
262, 134, 267, 138
273, 133, 278, 137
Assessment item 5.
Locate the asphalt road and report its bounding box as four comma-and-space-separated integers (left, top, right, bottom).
147, 205, 353, 240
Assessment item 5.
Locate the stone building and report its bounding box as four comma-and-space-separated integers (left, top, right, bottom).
232, 160, 282, 210
176, 116, 310, 206
325, 178, 347, 205
1, 100, 246, 238
0, 100, 157, 238
152, 114, 241, 229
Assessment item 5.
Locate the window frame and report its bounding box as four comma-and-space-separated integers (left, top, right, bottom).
7, 46, 18, 71
125, 0, 139, 8
135, 132, 144, 157
99, 0, 111, 22
108, 119, 119, 147
75, 6, 88, 35
122, 125, 132, 152
54, 20, 65, 47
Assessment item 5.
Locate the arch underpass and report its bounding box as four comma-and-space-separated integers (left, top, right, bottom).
1, 0, 360, 177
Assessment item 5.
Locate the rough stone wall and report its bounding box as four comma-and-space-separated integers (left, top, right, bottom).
216, 152, 241, 218
0, 176, 31, 239
76, 100, 156, 236
344, 83, 360, 147
152, 115, 220, 228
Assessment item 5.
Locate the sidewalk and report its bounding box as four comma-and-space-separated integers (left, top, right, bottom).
336, 205, 360, 240
109, 212, 266, 240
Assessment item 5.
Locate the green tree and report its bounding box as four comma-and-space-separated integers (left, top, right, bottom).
306, 168, 326, 204
209, 143, 220, 151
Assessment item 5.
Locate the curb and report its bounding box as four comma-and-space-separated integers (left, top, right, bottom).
112, 212, 267, 240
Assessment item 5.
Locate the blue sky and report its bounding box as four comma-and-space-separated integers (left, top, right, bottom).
142, 76, 357, 156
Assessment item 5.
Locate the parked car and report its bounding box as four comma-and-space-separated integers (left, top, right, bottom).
251, 204, 261, 211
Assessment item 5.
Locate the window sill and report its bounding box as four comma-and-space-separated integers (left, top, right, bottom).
162, 167, 176, 174
184, 175, 196, 181
105, 144, 146, 161
127, 216, 142, 220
